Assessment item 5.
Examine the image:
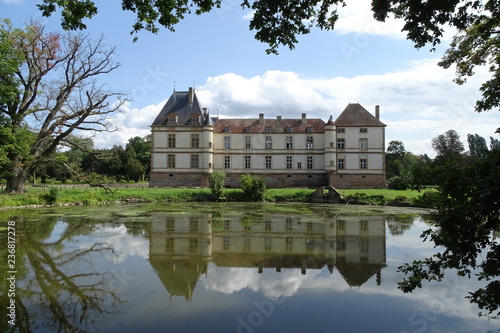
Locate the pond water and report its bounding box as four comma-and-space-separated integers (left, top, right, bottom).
0, 203, 498, 333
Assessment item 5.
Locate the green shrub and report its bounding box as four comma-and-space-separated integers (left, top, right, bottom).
389, 195, 412, 206
344, 193, 387, 205
412, 190, 440, 208
388, 176, 409, 190
39, 187, 58, 205
240, 174, 266, 202
22, 194, 42, 205
368, 194, 386, 205
82, 192, 99, 205
209, 171, 226, 201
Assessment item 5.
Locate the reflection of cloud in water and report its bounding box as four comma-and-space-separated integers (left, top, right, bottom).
81, 224, 149, 263
202, 262, 491, 325
202, 264, 332, 299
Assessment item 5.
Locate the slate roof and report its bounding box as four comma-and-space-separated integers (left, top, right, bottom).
333, 103, 386, 127
151, 89, 212, 126
152, 90, 382, 131
213, 118, 326, 133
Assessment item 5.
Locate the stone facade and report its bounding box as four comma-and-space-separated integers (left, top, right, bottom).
329, 173, 387, 189
150, 88, 387, 189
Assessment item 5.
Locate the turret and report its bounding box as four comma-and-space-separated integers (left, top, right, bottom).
324, 115, 336, 172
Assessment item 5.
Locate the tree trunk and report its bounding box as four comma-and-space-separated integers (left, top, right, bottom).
4, 156, 28, 193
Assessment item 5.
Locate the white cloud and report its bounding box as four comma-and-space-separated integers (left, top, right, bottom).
335, 0, 406, 38
92, 59, 498, 158
334, 0, 457, 41
1, 0, 23, 4
84, 224, 149, 263
89, 100, 165, 148
202, 265, 320, 299
197, 71, 332, 119
242, 10, 255, 21
195, 60, 496, 157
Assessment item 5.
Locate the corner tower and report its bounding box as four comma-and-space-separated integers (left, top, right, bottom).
149, 87, 215, 187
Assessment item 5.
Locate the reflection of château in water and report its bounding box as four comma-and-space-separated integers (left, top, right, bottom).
149, 212, 386, 300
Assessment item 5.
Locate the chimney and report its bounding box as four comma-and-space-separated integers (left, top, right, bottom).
301, 113, 306, 124
277, 115, 282, 129
188, 87, 194, 104
259, 113, 264, 124
375, 105, 380, 120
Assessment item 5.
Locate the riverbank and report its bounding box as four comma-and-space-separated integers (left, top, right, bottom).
0, 185, 438, 210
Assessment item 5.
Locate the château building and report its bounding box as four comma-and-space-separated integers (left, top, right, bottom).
150, 87, 386, 189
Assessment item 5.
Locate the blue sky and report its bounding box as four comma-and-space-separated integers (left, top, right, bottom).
2, 0, 498, 157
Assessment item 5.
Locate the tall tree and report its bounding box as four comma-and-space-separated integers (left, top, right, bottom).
123, 144, 144, 182
399, 147, 500, 318
431, 129, 465, 158
467, 133, 489, 158
126, 135, 151, 179
0, 20, 126, 192
387, 140, 407, 157
491, 136, 500, 150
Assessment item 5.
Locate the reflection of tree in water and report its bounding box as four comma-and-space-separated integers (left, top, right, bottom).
386, 215, 415, 236
0, 214, 122, 333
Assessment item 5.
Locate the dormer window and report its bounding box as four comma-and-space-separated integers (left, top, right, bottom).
265, 126, 272, 132
245, 126, 250, 132
224, 126, 231, 132
306, 126, 313, 132
286, 127, 292, 132
191, 114, 200, 125
167, 114, 177, 125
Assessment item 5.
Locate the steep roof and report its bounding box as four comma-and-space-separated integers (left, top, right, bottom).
151, 88, 210, 126
333, 103, 386, 127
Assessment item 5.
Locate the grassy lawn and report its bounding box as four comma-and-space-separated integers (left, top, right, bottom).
0, 184, 437, 208
339, 188, 435, 201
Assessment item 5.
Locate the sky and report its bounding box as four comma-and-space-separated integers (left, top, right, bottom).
2, 0, 499, 157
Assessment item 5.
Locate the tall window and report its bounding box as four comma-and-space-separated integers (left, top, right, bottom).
265, 136, 272, 149
191, 154, 199, 168
191, 134, 199, 148
244, 156, 251, 169
337, 220, 346, 230
224, 136, 231, 149
265, 156, 272, 169
360, 138, 367, 149
245, 136, 251, 149
286, 136, 293, 149
307, 156, 313, 170
306, 136, 314, 149
337, 138, 345, 149
224, 156, 231, 169
338, 159, 345, 169
286, 156, 293, 169
168, 134, 176, 148
360, 158, 367, 169
167, 154, 175, 168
